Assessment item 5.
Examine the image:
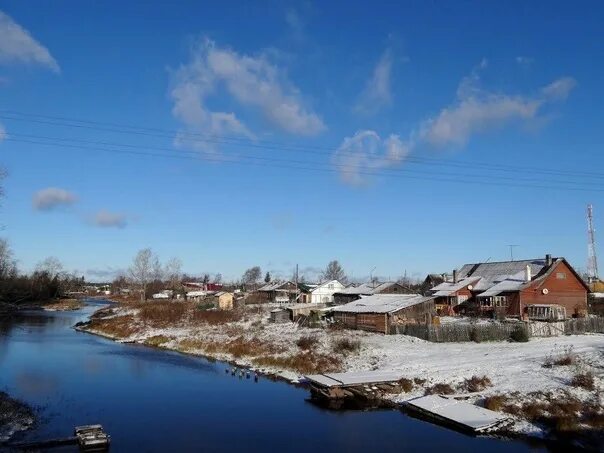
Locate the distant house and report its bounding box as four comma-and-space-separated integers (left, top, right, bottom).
306, 280, 345, 304
333, 281, 407, 305
250, 281, 299, 304
208, 291, 234, 310
333, 294, 436, 334
152, 290, 172, 300
186, 290, 207, 302
420, 274, 450, 295
429, 255, 589, 319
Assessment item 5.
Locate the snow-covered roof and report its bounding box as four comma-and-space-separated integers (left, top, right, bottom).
458, 259, 547, 281
186, 290, 206, 297
477, 278, 525, 297
310, 280, 343, 292
334, 294, 433, 314
257, 281, 294, 291
430, 277, 481, 295
335, 281, 399, 295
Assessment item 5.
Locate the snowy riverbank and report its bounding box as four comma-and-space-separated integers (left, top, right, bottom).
79, 302, 604, 446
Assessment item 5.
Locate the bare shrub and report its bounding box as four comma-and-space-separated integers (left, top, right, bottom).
139, 301, 187, 326
413, 377, 426, 386
463, 375, 492, 393
190, 307, 242, 325
571, 371, 595, 390
296, 335, 319, 350
332, 338, 361, 354
144, 335, 170, 347
509, 326, 529, 342
87, 315, 140, 338
483, 395, 508, 412
399, 378, 414, 393
253, 352, 341, 374
424, 383, 455, 395
543, 346, 575, 368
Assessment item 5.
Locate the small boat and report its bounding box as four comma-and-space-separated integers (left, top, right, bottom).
74, 424, 110, 451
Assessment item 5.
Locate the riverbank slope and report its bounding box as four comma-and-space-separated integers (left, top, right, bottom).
79, 301, 604, 448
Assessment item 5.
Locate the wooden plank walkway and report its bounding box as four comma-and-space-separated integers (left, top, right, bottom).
403, 395, 513, 433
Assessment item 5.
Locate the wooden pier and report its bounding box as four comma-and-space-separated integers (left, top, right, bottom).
305, 371, 406, 409
403, 395, 513, 433
8, 424, 110, 451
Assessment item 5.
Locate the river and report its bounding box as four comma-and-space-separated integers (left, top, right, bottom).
0, 300, 548, 452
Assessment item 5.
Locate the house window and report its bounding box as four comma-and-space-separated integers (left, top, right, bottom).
494, 296, 507, 307
328, 284, 334, 289
556, 272, 566, 280
456, 295, 469, 305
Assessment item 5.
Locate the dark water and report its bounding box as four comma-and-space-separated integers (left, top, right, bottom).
0, 300, 547, 452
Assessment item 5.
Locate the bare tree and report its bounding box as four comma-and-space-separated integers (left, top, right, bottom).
264, 271, 271, 283
213, 273, 222, 284
242, 266, 262, 288
164, 257, 182, 298
36, 257, 64, 280
321, 260, 347, 283
129, 248, 155, 301
0, 238, 17, 280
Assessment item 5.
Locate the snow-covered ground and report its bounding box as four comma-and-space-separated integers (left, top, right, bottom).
83, 305, 604, 439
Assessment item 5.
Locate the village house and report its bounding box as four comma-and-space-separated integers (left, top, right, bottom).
333, 281, 408, 305
304, 280, 345, 304
429, 255, 589, 319
332, 294, 436, 334
207, 291, 234, 310
249, 281, 299, 304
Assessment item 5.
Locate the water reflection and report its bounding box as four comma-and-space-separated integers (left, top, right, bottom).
0, 301, 548, 453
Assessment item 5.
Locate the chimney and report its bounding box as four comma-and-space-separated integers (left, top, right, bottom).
453, 269, 458, 284
545, 254, 553, 267
525, 265, 532, 282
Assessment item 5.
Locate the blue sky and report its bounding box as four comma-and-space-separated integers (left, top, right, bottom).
0, 1, 603, 282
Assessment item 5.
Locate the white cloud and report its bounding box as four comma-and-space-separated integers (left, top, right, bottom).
516, 56, 534, 66
92, 210, 127, 228
0, 11, 59, 72
32, 187, 77, 211
335, 63, 576, 185
170, 39, 324, 153
0, 123, 6, 142
420, 64, 576, 147
333, 130, 411, 186
541, 77, 576, 101
355, 50, 393, 114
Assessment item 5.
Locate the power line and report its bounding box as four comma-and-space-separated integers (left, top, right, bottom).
4, 135, 604, 193
6, 132, 604, 188
2, 109, 604, 180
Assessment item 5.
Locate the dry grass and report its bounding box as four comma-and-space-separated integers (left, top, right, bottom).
543, 346, 575, 368
413, 377, 426, 386
144, 335, 171, 347
253, 351, 341, 374
296, 335, 319, 350
570, 371, 595, 390
424, 383, 455, 395
139, 301, 187, 327
483, 395, 508, 412
87, 315, 140, 338
331, 337, 361, 354
463, 375, 492, 393
190, 307, 243, 325
399, 378, 414, 393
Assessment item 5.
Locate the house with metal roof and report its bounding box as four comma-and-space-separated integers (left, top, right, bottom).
429, 254, 588, 319
333, 281, 408, 304
333, 294, 436, 334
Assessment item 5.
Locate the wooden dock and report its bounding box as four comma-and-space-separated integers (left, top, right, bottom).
403, 395, 513, 433
8, 424, 110, 451
305, 371, 406, 409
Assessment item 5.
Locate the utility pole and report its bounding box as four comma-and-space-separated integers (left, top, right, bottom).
369, 266, 376, 286
507, 244, 519, 261
587, 204, 599, 283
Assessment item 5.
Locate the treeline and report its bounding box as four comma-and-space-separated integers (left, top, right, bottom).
0, 239, 84, 305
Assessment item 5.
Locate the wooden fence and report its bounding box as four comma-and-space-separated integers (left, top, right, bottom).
391, 316, 604, 342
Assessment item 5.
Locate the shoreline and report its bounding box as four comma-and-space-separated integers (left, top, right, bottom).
0, 392, 36, 444
75, 302, 604, 450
